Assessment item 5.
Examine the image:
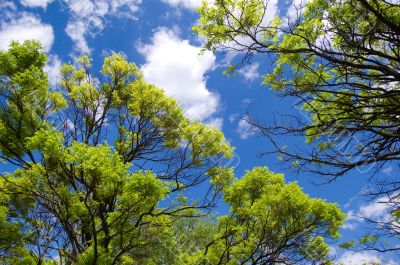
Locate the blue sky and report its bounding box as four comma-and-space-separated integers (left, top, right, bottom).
0, 0, 398, 264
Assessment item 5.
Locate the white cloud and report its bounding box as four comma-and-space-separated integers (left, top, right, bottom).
138, 28, 221, 123
20, 0, 54, 8
206, 118, 223, 130
62, 0, 142, 54
237, 117, 255, 140
109, 0, 141, 15
242, 98, 252, 106
229, 113, 239, 123
344, 195, 357, 209
341, 215, 358, 230
63, 119, 75, 132
0, 1, 16, 11
44, 55, 62, 87
262, 0, 279, 25
0, 13, 54, 52
238, 63, 260, 81
65, 20, 91, 54
337, 251, 398, 265
285, 0, 311, 22
328, 245, 337, 257
343, 197, 393, 230
162, 0, 209, 10
358, 199, 391, 220
0, 2, 19, 22
314, 11, 335, 50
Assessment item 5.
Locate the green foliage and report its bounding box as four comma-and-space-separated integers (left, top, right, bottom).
195, 0, 400, 176
0, 187, 34, 264
196, 0, 400, 253
0, 40, 66, 160
183, 167, 345, 264
339, 240, 355, 249
0, 41, 344, 264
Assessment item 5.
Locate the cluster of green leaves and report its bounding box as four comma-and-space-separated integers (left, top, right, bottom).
0, 41, 66, 162
0, 41, 344, 264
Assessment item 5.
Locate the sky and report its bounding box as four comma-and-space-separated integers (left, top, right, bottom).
0, 0, 398, 264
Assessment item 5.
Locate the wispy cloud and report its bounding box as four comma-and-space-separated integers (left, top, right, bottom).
343, 196, 393, 230
44, 55, 62, 87
337, 250, 398, 265
20, 0, 54, 8
237, 117, 255, 140
62, 0, 142, 54
238, 63, 260, 81
161, 0, 215, 10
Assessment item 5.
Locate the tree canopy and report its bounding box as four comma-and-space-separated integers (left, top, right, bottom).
0, 41, 344, 264
195, 0, 400, 178
195, 0, 400, 252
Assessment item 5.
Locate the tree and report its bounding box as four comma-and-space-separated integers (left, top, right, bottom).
0, 41, 344, 264
182, 167, 344, 265
0, 40, 233, 264
195, 0, 400, 252
195, 0, 400, 178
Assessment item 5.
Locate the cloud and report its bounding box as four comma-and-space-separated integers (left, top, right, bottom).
0, 12, 54, 52
238, 63, 260, 81
161, 0, 207, 10
138, 28, 221, 123
358, 200, 391, 220
229, 114, 239, 123
328, 245, 337, 257
206, 118, 223, 130
341, 217, 358, 230
20, 0, 54, 8
0, 1, 16, 11
242, 98, 252, 106
65, 20, 91, 54
262, 0, 279, 25
62, 0, 109, 18
343, 196, 393, 230
63, 119, 75, 132
337, 251, 398, 265
62, 0, 142, 54
285, 0, 311, 22
237, 117, 255, 140
44, 55, 62, 87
